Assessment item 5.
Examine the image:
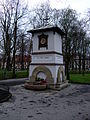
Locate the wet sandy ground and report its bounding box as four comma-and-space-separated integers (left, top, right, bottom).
0, 84, 90, 120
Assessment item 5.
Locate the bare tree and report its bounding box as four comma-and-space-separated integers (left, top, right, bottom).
58, 8, 79, 80
16, 31, 31, 70
29, 1, 52, 28
0, 0, 13, 70
0, 0, 28, 77
12, 0, 28, 77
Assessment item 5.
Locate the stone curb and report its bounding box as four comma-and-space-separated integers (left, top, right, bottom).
0, 78, 29, 86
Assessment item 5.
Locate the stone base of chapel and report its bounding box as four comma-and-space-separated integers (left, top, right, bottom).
28, 64, 68, 90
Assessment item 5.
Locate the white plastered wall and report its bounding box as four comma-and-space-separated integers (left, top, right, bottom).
32, 31, 62, 53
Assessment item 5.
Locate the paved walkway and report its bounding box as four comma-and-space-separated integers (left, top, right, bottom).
0, 84, 90, 120
0, 78, 29, 86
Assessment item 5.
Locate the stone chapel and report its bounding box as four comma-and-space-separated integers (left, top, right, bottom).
28, 26, 68, 89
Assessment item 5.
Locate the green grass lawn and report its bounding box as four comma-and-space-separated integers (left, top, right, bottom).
0, 70, 28, 80
70, 74, 90, 84
15, 70, 28, 78
0, 69, 90, 84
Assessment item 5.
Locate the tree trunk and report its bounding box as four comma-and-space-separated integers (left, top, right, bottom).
12, 36, 16, 78
75, 61, 77, 70
21, 37, 24, 70
66, 62, 70, 80
6, 54, 11, 71
12, 21, 17, 78
64, 34, 70, 80
82, 54, 85, 76
71, 59, 74, 71
2, 55, 6, 69
79, 53, 81, 74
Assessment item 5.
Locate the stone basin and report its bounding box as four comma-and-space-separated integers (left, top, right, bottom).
24, 82, 46, 90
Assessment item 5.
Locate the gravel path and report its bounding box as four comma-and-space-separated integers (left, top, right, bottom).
0, 84, 90, 120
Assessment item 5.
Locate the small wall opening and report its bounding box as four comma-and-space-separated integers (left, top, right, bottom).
57, 66, 66, 84
37, 72, 46, 80
60, 71, 64, 82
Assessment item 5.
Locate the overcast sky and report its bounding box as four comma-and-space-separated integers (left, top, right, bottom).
26, 0, 90, 16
